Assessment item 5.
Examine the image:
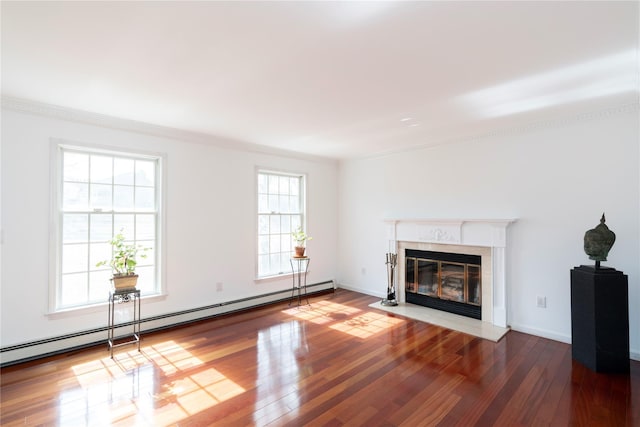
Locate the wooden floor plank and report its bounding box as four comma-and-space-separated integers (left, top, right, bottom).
1, 289, 638, 426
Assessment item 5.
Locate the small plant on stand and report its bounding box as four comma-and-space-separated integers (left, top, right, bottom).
97, 230, 150, 290
291, 226, 312, 258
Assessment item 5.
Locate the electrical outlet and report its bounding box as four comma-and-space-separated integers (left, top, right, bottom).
361, 268, 366, 275
216, 282, 223, 292
536, 296, 547, 308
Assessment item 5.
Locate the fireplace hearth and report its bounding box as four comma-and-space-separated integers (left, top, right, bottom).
405, 249, 482, 319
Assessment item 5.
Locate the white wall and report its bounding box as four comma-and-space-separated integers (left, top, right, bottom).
0, 107, 338, 359
337, 109, 640, 359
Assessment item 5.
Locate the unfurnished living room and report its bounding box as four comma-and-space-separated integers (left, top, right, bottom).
1, 1, 639, 426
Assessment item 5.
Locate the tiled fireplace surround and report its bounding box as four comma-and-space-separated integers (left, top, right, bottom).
385, 218, 516, 329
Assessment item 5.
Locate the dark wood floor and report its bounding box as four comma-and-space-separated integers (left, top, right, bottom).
1, 290, 638, 426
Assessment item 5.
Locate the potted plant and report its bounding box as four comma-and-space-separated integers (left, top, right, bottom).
291, 226, 312, 258
96, 230, 150, 290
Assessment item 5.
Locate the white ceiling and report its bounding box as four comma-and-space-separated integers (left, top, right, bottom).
2, 1, 638, 159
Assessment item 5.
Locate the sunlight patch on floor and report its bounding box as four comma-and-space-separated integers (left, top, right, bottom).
282, 300, 361, 325
330, 311, 405, 338
68, 340, 245, 426
283, 300, 404, 338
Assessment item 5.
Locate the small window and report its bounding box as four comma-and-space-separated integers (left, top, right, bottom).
257, 170, 305, 278
53, 144, 162, 311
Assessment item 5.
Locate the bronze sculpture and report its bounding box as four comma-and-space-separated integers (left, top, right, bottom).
584, 213, 616, 268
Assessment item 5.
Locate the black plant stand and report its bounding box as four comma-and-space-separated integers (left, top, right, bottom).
570, 265, 629, 373
108, 288, 141, 359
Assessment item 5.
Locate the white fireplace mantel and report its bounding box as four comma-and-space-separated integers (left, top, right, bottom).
384, 218, 516, 328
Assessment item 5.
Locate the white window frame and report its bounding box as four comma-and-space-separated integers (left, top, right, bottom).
49, 140, 165, 313
256, 168, 306, 279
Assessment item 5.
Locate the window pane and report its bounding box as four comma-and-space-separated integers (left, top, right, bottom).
90, 155, 112, 184
62, 244, 88, 274
60, 273, 88, 307
268, 175, 279, 193
279, 176, 289, 194
280, 195, 290, 214
63, 214, 88, 243
114, 158, 134, 185
291, 216, 301, 231
63, 182, 89, 210
258, 236, 269, 255
64, 152, 89, 183
136, 160, 155, 186
270, 235, 281, 253
268, 195, 279, 212
114, 185, 134, 210
135, 266, 155, 293
90, 214, 112, 242
258, 174, 268, 193
137, 242, 155, 267
88, 270, 111, 301
290, 196, 300, 214
280, 255, 290, 274
290, 178, 299, 196
136, 215, 155, 240
258, 195, 268, 213
114, 214, 135, 239
135, 187, 155, 211
281, 215, 291, 234
269, 253, 281, 274
281, 234, 291, 253
258, 215, 269, 234
90, 183, 112, 210
90, 242, 111, 271
270, 215, 280, 234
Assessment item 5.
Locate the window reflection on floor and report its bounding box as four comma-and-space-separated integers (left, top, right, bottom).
282, 300, 362, 324
254, 320, 307, 425
56, 300, 404, 425
283, 300, 404, 338
65, 340, 245, 426
330, 311, 404, 338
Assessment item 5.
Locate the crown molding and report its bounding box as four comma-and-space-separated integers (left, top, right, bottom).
355, 102, 640, 161
1, 96, 338, 165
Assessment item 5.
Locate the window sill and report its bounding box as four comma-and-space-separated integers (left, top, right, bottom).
254, 269, 311, 283
46, 292, 167, 319
254, 273, 292, 283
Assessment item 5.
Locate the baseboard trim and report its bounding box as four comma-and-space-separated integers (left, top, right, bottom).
0, 280, 334, 367
341, 284, 640, 362
509, 323, 572, 345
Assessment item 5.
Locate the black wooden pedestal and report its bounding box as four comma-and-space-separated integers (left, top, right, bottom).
570, 265, 629, 373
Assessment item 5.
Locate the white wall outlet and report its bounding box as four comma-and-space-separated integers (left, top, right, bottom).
216, 282, 223, 292
361, 268, 366, 275
536, 295, 547, 308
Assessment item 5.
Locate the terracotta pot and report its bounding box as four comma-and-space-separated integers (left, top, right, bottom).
294, 246, 306, 258
112, 274, 138, 290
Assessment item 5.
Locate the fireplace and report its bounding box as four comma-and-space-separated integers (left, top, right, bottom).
405, 249, 482, 319
385, 218, 515, 328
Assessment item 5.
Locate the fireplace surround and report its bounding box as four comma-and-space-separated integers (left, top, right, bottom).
385, 218, 515, 328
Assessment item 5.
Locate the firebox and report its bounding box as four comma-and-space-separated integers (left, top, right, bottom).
405, 249, 481, 320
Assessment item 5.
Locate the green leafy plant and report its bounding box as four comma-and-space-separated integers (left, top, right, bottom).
291, 226, 312, 247
96, 230, 150, 276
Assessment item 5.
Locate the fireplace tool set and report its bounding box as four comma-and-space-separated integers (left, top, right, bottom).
382, 252, 398, 306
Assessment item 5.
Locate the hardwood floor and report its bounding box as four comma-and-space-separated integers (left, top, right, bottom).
1, 290, 638, 426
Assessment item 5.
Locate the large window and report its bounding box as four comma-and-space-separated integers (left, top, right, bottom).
53, 144, 162, 311
257, 170, 305, 278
